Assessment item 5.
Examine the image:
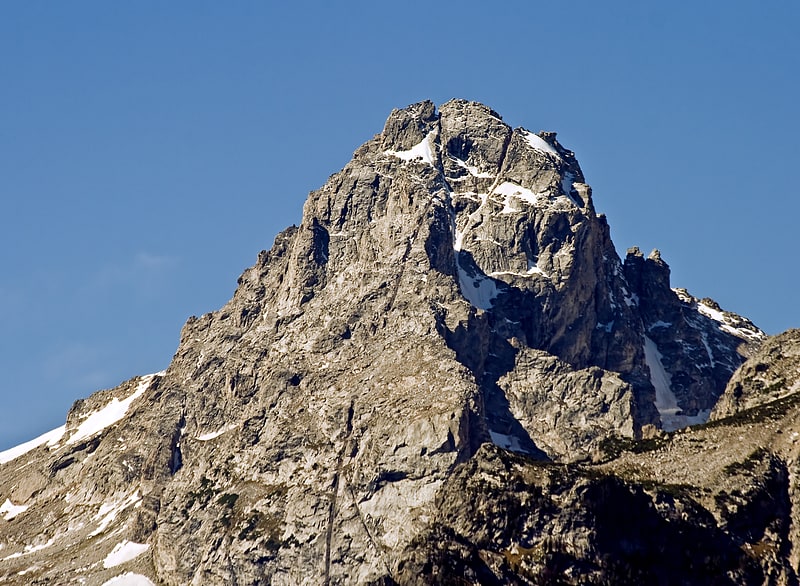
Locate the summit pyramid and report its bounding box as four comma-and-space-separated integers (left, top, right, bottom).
3, 101, 797, 586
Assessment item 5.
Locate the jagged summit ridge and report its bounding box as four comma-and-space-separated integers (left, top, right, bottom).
0, 100, 773, 585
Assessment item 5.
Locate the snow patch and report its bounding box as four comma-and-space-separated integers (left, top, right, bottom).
696, 301, 766, 341
452, 235, 498, 309
1, 537, 56, 561
196, 424, 237, 441
643, 336, 710, 431
0, 499, 29, 520
644, 336, 681, 431
450, 156, 494, 178
489, 431, 527, 453
0, 426, 65, 464
685, 409, 712, 426
456, 256, 499, 310
17, 566, 37, 576
450, 190, 481, 202
700, 332, 716, 368
90, 491, 142, 537
103, 541, 151, 568
448, 188, 499, 309
488, 258, 548, 280
453, 228, 465, 252
64, 374, 160, 446
527, 257, 548, 277
101, 573, 156, 586
385, 131, 436, 165
623, 290, 639, 307
488, 270, 540, 279
500, 195, 520, 214
523, 131, 559, 156
648, 321, 672, 330
560, 172, 580, 206
696, 302, 725, 322
493, 181, 544, 206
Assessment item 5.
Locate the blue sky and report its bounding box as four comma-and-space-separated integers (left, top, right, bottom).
2, 2, 798, 449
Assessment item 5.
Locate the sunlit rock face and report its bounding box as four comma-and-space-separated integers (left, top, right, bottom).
1, 101, 783, 586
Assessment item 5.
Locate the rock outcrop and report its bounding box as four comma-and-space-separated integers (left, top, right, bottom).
0, 100, 785, 585
624, 248, 765, 429
712, 329, 800, 420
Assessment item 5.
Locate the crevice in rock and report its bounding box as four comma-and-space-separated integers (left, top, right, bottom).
323, 399, 356, 586
169, 413, 185, 475
437, 309, 549, 461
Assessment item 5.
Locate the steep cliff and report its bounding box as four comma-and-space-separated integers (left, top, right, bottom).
0, 100, 785, 586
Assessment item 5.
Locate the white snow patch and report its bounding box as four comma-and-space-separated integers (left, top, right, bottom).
697, 303, 725, 322
648, 321, 672, 330
22, 537, 56, 555
0, 426, 65, 464
721, 323, 762, 339
560, 172, 580, 206
644, 336, 681, 431
453, 228, 465, 252
623, 291, 640, 307
456, 257, 499, 310
523, 131, 559, 156
488, 258, 548, 280
103, 541, 151, 568
684, 409, 712, 426
64, 374, 159, 446
643, 336, 710, 431
101, 573, 156, 586
90, 491, 142, 537
0, 499, 29, 520
700, 332, 716, 368
450, 156, 494, 178
500, 195, 520, 214
489, 431, 526, 452
449, 188, 499, 309
492, 181, 544, 206
596, 321, 614, 333
450, 190, 481, 202
488, 270, 538, 279
385, 131, 436, 165
527, 257, 548, 277
196, 424, 237, 441
488, 270, 522, 278
17, 566, 37, 576
1, 537, 56, 561
696, 300, 766, 340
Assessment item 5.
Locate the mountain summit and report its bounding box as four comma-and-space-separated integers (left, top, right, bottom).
3, 100, 796, 585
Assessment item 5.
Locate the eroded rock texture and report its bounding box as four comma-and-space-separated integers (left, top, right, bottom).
1, 100, 787, 586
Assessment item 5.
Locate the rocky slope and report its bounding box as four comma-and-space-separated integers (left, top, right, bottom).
712, 329, 800, 420
0, 100, 788, 585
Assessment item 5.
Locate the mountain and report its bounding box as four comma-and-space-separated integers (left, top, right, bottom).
1, 100, 794, 585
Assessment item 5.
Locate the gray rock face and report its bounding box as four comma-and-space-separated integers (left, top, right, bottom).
624, 247, 766, 430
0, 100, 778, 585
712, 329, 800, 420
394, 445, 771, 585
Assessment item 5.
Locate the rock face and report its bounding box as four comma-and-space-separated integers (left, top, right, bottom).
623, 249, 765, 430
712, 329, 800, 420
0, 100, 789, 585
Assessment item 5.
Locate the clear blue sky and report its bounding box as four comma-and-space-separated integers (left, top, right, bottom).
2, 2, 798, 450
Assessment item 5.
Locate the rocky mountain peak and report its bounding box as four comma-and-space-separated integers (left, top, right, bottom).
0, 100, 780, 585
